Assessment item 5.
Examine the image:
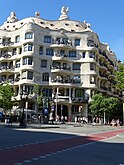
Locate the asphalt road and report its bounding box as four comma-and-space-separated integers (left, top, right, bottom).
0, 123, 124, 165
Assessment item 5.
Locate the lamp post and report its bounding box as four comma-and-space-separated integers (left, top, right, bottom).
19, 92, 28, 127
55, 88, 59, 122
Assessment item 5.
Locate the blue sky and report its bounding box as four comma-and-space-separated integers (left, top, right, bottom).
0, 0, 124, 61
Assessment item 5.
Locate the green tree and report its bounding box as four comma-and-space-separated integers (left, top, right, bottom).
0, 84, 14, 116
115, 62, 124, 90
89, 93, 120, 123
33, 84, 43, 112
89, 93, 104, 116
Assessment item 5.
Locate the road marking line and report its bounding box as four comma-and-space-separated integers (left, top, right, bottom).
23, 160, 32, 163
31, 157, 39, 161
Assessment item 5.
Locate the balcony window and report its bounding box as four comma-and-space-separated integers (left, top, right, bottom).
44, 36, 51, 43
1, 75, 6, 82
23, 57, 33, 65
87, 39, 95, 47
39, 46, 43, 55
15, 35, 20, 43
46, 48, 54, 56
42, 73, 49, 81
12, 48, 17, 55
82, 52, 85, 58
60, 50, 65, 56
1, 62, 7, 68
24, 44, 33, 51
25, 32, 33, 39
90, 63, 96, 71
75, 89, 85, 97
41, 60, 47, 68
22, 71, 33, 80
90, 76, 96, 84
22, 71, 27, 79
43, 88, 52, 97
75, 39, 80, 46
69, 51, 76, 57
27, 71, 33, 80
89, 52, 95, 58
73, 63, 80, 70
28, 86, 34, 94
19, 47, 22, 54
16, 60, 20, 68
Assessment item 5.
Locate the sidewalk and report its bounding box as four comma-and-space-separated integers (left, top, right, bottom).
0, 121, 81, 128
1, 121, 124, 129
1, 121, 124, 137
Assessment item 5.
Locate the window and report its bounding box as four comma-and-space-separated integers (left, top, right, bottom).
19, 48, 22, 54
24, 44, 33, 51
82, 52, 85, 58
16, 60, 20, 68
22, 71, 27, 79
89, 52, 95, 58
42, 73, 49, 81
43, 88, 52, 97
69, 51, 76, 57
39, 46, 43, 55
25, 32, 33, 39
41, 60, 47, 68
23, 85, 33, 94
44, 36, 51, 43
12, 48, 17, 55
90, 63, 96, 71
90, 76, 96, 84
73, 63, 80, 70
15, 35, 20, 43
46, 48, 54, 56
1, 75, 6, 81
73, 76, 81, 83
22, 71, 33, 79
75, 39, 80, 46
23, 57, 33, 65
75, 89, 85, 98
87, 39, 95, 47
60, 50, 65, 56
27, 71, 33, 80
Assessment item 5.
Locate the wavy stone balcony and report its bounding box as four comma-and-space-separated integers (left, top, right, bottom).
54, 96, 70, 103
0, 53, 12, 58
52, 54, 72, 62
72, 97, 89, 103
0, 41, 14, 48
50, 38, 75, 49
51, 65, 71, 74
0, 79, 14, 85
0, 65, 15, 73
50, 77, 81, 87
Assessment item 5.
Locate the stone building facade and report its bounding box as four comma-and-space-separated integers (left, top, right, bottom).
0, 7, 120, 121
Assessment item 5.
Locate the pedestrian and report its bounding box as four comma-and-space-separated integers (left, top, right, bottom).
110, 119, 116, 127
116, 119, 120, 127
92, 117, 96, 126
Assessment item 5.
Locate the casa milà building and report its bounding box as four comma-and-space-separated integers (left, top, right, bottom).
0, 7, 120, 121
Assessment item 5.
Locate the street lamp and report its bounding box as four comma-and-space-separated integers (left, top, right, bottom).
55, 88, 59, 122
19, 92, 28, 127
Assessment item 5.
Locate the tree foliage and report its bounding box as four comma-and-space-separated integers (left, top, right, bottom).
33, 84, 43, 111
115, 62, 124, 90
89, 93, 120, 117
0, 84, 14, 115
